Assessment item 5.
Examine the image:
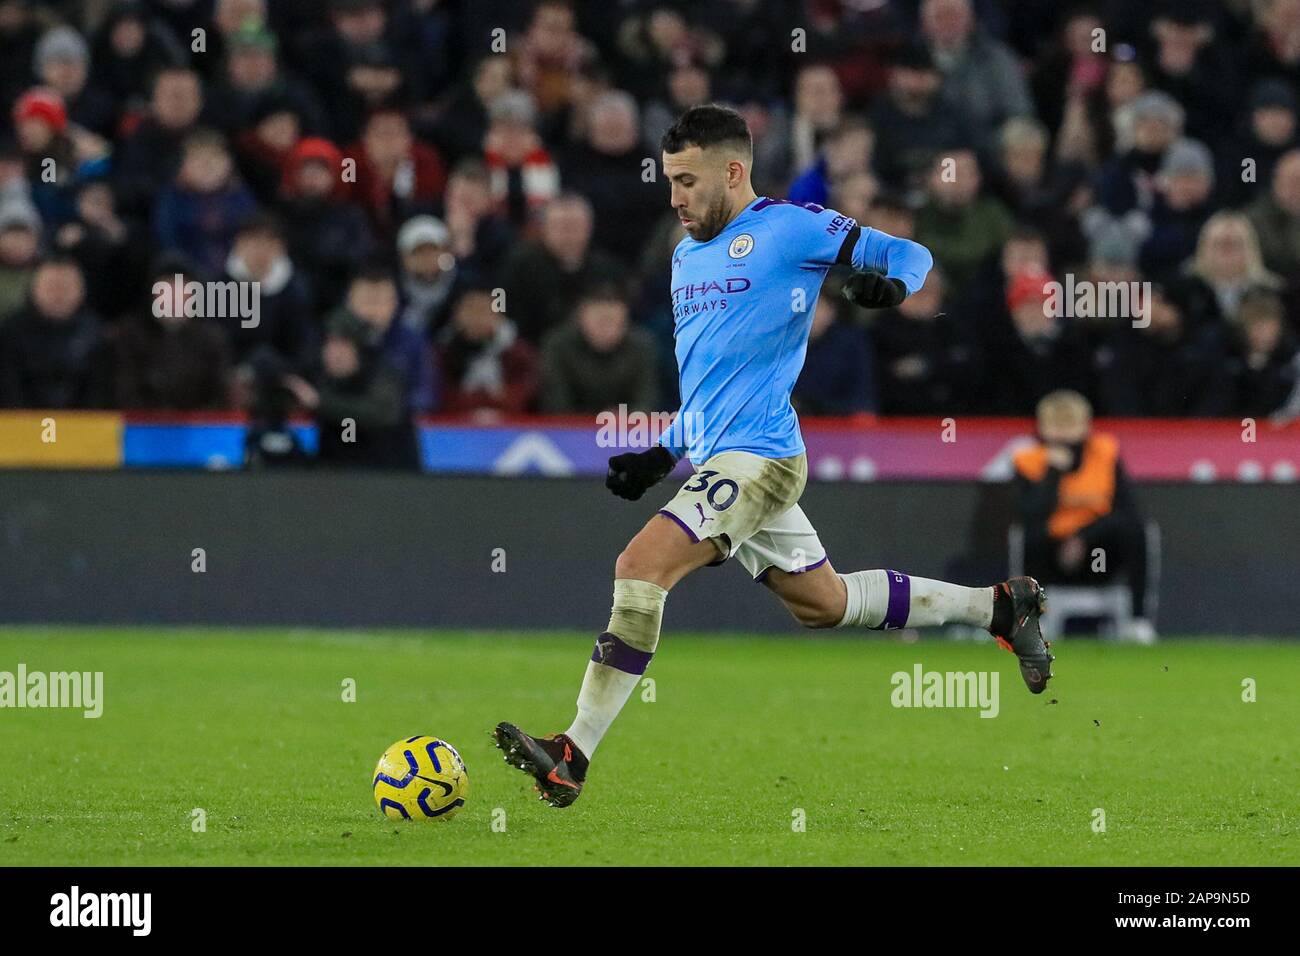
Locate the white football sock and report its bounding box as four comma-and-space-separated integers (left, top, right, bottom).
837, 569, 992, 629
565, 579, 666, 758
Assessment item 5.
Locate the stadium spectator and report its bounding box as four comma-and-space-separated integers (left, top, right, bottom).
1183, 211, 1284, 325
114, 67, 205, 218
914, 149, 1013, 295
0, 256, 109, 409
295, 0, 424, 143
792, 288, 878, 416
0, 0, 43, 110
285, 308, 419, 470
1229, 289, 1300, 416
206, 23, 325, 139
1094, 283, 1232, 417
429, 55, 513, 166
482, 89, 558, 230
347, 107, 446, 240
501, 192, 623, 344
787, 118, 875, 208
56, 178, 147, 321
1029, 7, 1109, 142
336, 263, 436, 414
1093, 90, 1184, 216
87, 0, 187, 109
919, 0, 1033, 155
1240, 0, 1300, 89
1139, 138, 1216, 279
231, 92, 307, 205
1055, 42, 1148, 170
1217, 79, 1299, 208
1145, 1, 1239, 143
1013, 390, 1154, 642
395, 215, 457, 337
436, 286, 537, 416
0, 200, 40, 325
768, 64, 846, 188
337, 40, 411, 145
864, 194, 916, 240
870, 268, 977, 416
829, 168, 880, 226
112, 261, 232, 410
221, 213, 316, 371
443, 158, 514, 287
514, 0, 596, 120
12, 86, 110, 229
558, 91, 661, 265
642, 62, 712, 155
538, 285, 658, 414
278, 136, 375, 312
613, 6, 723, 105
154, 129, 259, 277
35, 25, 117, 139
204, 0, 269, 82
981, 268, 1095, 414
1247, 148, 1300, 279
990, 116, 1089, 265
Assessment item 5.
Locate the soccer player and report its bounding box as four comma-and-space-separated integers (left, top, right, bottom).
494, 105, 1053, 806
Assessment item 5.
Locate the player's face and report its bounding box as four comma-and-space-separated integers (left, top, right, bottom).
663, 146, 732, 242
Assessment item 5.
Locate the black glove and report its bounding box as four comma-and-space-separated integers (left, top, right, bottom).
606, 446, 677, 501
842, 272, 907, 309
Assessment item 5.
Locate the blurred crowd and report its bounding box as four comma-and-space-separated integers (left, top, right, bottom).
1, 0, 1299, 465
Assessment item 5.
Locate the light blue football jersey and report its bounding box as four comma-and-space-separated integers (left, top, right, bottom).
658, 197, 933, 463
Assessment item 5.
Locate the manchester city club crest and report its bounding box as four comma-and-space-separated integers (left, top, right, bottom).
728, 233, 755, 258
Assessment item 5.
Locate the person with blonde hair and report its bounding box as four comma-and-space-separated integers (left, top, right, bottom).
1013, 390, 1155, 642
1187, 211, 1283, 322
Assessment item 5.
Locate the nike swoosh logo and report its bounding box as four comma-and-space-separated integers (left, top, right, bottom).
546, 769, 578, 790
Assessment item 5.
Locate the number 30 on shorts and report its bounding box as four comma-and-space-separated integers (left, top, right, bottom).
682, 470, 739, 511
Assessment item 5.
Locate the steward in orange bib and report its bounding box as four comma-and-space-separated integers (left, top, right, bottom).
1013, 390, 1153, 637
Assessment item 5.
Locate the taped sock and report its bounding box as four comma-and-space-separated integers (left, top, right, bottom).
837, 569, 993, 630
565, 579, 666, 757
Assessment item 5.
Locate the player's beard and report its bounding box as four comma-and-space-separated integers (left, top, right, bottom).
688, 191, 733, 242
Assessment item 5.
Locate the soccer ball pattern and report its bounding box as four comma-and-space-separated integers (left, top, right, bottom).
372, 736, 468, 821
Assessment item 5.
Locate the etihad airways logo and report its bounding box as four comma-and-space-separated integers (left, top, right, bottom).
670, 276, 752, 307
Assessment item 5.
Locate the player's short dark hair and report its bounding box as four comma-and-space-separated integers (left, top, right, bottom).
660, 104, 752, 156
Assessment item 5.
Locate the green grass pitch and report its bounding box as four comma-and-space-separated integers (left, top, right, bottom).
1, 627, 1295, 866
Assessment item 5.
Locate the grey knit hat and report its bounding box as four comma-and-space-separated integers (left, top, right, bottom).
35, 27, 89, 70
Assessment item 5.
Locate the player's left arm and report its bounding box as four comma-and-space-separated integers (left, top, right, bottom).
837, 224, 933, 309
774, 201, 933, 309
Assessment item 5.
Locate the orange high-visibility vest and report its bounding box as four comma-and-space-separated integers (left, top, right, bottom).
1013, 433, 1120, 539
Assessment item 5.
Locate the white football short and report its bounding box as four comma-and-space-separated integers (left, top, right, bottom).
657, 450, 829, 582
